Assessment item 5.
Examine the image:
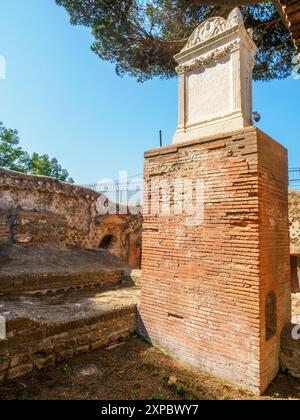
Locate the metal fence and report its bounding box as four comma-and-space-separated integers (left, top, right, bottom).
289, 168, 300, 189
84, 168, 300, 193
83, 178, 144, 207
84, 181, 143, 194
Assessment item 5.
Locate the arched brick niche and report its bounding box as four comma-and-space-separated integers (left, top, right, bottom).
265, 292, 277, 341
99, 234, 115, 250
94, 214, 143, 266
128, 229, 142, 269
94, 214, 128, 260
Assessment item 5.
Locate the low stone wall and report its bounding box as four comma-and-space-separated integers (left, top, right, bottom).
0, 168, 142, 264
0, 306, 137, 382
0, 168, 98, 247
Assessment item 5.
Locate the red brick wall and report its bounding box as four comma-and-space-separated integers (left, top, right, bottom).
140, 127, 290, 394
257, 131, 291, 389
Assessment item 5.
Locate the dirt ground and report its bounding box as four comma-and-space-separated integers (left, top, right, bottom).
0, 336, 299, 400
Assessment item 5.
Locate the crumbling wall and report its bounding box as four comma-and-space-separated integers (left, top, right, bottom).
289, 190, 300, 256
289, 191, 300, 292
0, 168, 142, 264
0, 168, 99, 248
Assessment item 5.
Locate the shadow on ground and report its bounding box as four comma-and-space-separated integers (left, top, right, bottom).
0, 337, 299, 400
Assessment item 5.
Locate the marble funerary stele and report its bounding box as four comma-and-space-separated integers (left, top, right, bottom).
173, 8, 257, 144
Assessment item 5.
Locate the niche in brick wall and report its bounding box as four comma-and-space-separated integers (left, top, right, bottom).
128, 229, 142, 269
291, 256, 300, 293
265, 292, 277, 341
99, 234, 115, 250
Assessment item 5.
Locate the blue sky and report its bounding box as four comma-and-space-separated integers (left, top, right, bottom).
0, 0, 299, 185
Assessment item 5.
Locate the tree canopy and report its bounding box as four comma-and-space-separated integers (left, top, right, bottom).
56, 0, 299, 82
0, 122, 74, 183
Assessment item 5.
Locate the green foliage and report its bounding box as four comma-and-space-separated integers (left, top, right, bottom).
0, 122, 29, 173
62, 363, 72, 374
169, 381, 195, 399
18, 392, 28, 401
147, 392, 163, 400
27, 153, 74, 183
0, 122, 74, 183
56, 0, 299, 82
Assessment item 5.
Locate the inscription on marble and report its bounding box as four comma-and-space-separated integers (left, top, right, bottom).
187, 60, 232, 125
173, 8, 257, 143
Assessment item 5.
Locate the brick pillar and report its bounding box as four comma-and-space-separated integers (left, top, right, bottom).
140, 127, 291, 395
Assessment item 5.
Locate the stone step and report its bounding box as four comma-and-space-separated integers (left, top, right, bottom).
0, 245, 129, 294
0, 285, 140, 381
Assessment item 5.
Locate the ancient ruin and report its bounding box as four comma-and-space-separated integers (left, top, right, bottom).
281, 190, 300, 380
1, 4, 300, 400
290, 190, 300, 292
140, 9, 291, 395
0, 168, 142, 381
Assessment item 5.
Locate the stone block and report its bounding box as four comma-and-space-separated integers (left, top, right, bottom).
0, 357, 9, 372
10, 353, 32, 369
75, 345, 90, 356
56, 349, 74, 362
54, 341, 75, 353
7, 363, 33, 380
33, 355, 55, 370
77, 334, 90, 346
91, 340, 106, 351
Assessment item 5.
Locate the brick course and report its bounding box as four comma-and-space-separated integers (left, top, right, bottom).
140, 127, 291, 394
0, 302, 137, 382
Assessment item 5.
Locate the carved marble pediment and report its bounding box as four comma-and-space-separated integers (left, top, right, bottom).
176, 40, 239, 75
182, 8, 244, 52
173, 7, 257, 144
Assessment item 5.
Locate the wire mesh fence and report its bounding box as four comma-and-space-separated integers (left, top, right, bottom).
289, 168, 300, 189
84, 181, 143, 193
83, 168, 300, 194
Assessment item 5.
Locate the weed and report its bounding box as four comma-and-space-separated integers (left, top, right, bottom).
62, 364, 71, 374
162, 375, 170, 384
147, 392, 163, 400
171, 382, 196, 399
142, 360, 156, 369
18, 392, 28, 401
151, 368, 160, 377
